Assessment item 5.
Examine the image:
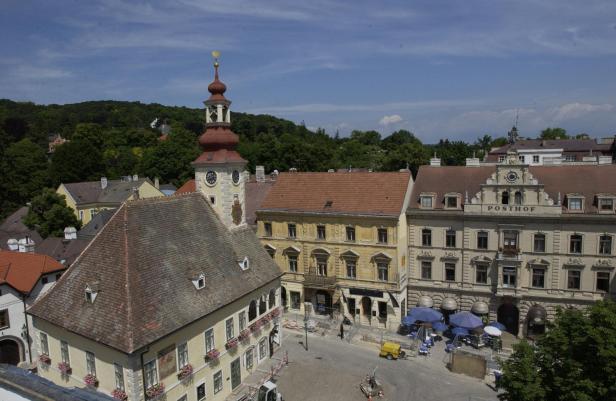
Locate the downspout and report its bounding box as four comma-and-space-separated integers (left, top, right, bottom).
22, 295, 32, 364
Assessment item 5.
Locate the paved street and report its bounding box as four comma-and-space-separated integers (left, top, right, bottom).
274, 328, 498, 401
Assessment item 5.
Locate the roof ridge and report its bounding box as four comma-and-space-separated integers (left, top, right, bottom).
122, 205, 135, 352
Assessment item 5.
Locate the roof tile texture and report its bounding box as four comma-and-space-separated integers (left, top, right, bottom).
0, 251, 65, 294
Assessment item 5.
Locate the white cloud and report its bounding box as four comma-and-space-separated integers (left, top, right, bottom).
550, 102, 614, 121
379, 114, 403, 126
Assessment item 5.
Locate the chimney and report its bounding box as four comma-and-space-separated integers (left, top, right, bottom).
430, 153, 441, 167
132, 187, 140, 200
327, 169, 335, 173
289, 167, 298, 173
465, 157, 480, 167
154, 177, 160, 189
18, 236, 35, 253
7, 239, 18, 251
270, 170, 279, 180
64, 226, 77, 240
132, 174, 139, 181
101, 177, 108, 189
255, 166, 265, 182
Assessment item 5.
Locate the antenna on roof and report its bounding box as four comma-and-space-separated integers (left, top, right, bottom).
514, 108, 519, 129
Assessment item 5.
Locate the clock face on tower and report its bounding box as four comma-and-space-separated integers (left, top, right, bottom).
232, 170, 240, 185
505, 171, 519, 183
206, 171, 217, 186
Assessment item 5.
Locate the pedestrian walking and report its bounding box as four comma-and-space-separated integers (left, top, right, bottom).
340, 322, 344, 339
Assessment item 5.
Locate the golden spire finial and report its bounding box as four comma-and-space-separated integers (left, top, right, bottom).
211, 50, 220, 67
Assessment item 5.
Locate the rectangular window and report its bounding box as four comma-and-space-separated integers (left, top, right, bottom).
264, 222, 272, 237
204, 329, 214, 353
568, 270, 581, 290
477, 231, 488, 249
518, 155, 525, 163
446, 230, 456, 248
144, 360, 157, 388
213, 370, 223, 394
599, 235, 612, 255
258, 338, 268, 360
503, 231, 518, 252
420, 196, 433, 209
533, 155, 540, 163
445, 263, 456, 281
445, 196, 458, 208
378, 301, 387, 319
114, 363, 125, 391
290, 292, 301, 310
196, 383, 206, 401
345, 259, 356, 279
532, 268, 545, 288
421, 229, 432, 246
421, 261, 432, 280
245, 348, 254, 370
503, 266, 517, 288
0, 310, 9, 329
239, 311, 246, 331
40, 332, 49, 355
475, 265, 488, 284
316, 225, 326, 240
177, 342, 188, 368
226, 318, 234, 341
346, 226, 355, 241
377, 228, 388, 244
534, 234, 546, 253
568, 198, 582, 210
599, 198, 614, 211
570, 234, 583, 254
86, 351, 96, 376
316, 257, 328, 276
288, 254, 298, 272
60, 340, 70, 364
565, 154, 576, 162
597, 272, 610, 292
498, 155, 505, 163
287, 223, 296, 238
377, 262, 389, 281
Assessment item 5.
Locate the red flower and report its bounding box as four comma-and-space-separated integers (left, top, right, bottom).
111, 389, 128, 401
177, 364, 193, 380
145, 383, 165, 399
57, 361, 71, 375
84, 373, 98, 387
38, 354, 51, 364
225, 337, 239, 350
205, 349, 220, 361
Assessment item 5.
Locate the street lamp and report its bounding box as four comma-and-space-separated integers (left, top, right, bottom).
303, 302, 309, 351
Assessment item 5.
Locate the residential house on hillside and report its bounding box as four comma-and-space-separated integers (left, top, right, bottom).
0, 250, 65, 366
57, 176, 164, 224
256, 170, 413, 329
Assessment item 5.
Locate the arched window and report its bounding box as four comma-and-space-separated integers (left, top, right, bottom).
259, 296, 267, 315
248, 300, 257, 321
268, 289, 276, 309
502, 191, 509, 205
514, 191, 522, 205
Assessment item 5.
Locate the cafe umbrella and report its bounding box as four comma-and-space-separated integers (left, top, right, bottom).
449, 311, 483, 330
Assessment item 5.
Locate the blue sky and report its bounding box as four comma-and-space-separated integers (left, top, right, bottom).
1, 0, 616, 142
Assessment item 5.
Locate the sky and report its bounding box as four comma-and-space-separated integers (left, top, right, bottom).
1, 0, 616, 142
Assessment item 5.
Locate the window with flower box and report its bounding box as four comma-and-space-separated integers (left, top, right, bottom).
204, 329, 214, 353
239, 311, 246, 331
245, 348, 254, 370
226, 318, 234, 341
60, 341, 70, 364
177, 343, 188, 368
144, 360, 157, 388
258, 338, 268, 361
40, 332, 49, 355
114, 363, 125, 391
86, 351, 96, 376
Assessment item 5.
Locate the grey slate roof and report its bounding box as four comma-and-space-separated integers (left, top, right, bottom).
77, 209, 116, 240
28, 193, 282, 354
490, 139, 613, 154
36, 237, 90, 266
63, 178, 155, 205
0, 207, 43, 250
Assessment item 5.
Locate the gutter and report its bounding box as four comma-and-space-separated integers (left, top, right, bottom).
22, 294, 32, 364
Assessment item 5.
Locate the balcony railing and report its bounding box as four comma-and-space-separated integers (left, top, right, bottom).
497, 247, 522, 261
303, 267, 337, 289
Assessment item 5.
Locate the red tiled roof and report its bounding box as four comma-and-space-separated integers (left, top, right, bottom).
176, 179, 196, 194
0, 251, 65, 294
259, 171, 412, 217
410, 164, 616, 214
192, 149, 246, 165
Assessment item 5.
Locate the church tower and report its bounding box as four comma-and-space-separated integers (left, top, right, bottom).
193, 52, 248, 227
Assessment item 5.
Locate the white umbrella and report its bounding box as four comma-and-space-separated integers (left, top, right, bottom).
484, 325, 502, 336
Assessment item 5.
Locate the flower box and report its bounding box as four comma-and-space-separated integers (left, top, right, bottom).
238, 329, 250, 341
57, 361, 71, 375
84, 373, 99, 387
177, 364, 193, 380
270, 308, 281, 318
225, 337, 239, 350
111, 389, 128, 401
205, 349, 220, 361
38, 354, 51, 365
262, 314, 272, 323
145, 383, 165, 400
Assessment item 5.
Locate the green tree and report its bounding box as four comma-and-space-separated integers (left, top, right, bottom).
382, 142, 430, 176
23, 189, 81, 238
540, 127, 569, 140
498, 301, 616, 401
49, 139, 105, 185
0, 139, 49, 215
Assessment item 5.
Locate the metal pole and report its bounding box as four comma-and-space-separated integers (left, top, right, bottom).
304, 306, 309, 351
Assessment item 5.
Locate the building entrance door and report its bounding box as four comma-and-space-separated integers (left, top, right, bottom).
361, 296, 372, 323
497, 303, 520, 335
230, 357, 241, 390
348, 298, 356, 318
0, 339, 21, 365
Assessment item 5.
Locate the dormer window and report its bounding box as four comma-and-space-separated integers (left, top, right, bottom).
239, 256, 249, 271
444, 194, 459, 209
567, 196, 583, 211
85, 285, 98, 303
598, 197, 614, 213
420, 194, 434, 209
192, 274, 206, 290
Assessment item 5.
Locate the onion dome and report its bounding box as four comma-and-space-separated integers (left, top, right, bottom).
207, 62, 227, 101
199, 126, 239, 151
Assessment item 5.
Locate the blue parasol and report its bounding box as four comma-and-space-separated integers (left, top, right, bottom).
449, 311, 483, 329
403, 307, 443, 326
487, 321, 506, 331
451, 327, 469, 336
432, 322, 448, 332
